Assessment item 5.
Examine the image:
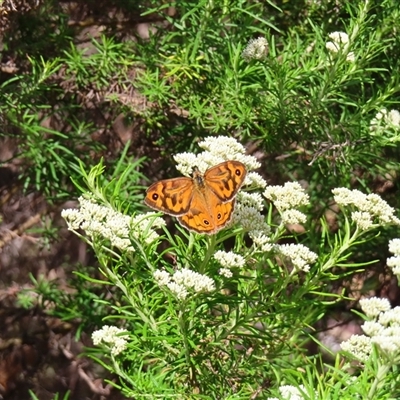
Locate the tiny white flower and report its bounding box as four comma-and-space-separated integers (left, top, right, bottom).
346, 51, 355, 62
155, 268, 215, 300
236, 192, 264, 212
386, 245, 400, 278
371, 335, 400, 354
382, 326, 400, 336
277, 243, 317, 273
389, 238, 400, 255
245, 172, 267, 189
92, 325, 129, 356
174, 153, 221, 176
214, 250, 246, 268
264, 182, 309, 211
173, 136, 260, 176
391, 265, 400, 276
351, 211, 374, 230
62, 197, 165, 251
249, 230, 273, 252
306, 41, 315, 54
361, 321, 384, 337
387, 256, 400, 268
332, 188, 400, 227
328, 31, 349, 45
132, 212, 166, 245
199, 136, 246, 155
326, 41, 340, 53
369, 108, 400, 134
111, 337, 129, 356
366, 193, 400, 225
281, 209, 307, 225
166, 282, 189, 300
278, 384, 308, 400
341, 334, 372, 361
333, 187, 362, 206
242, 37, 269, 61
233, 204, 269, 233
219, 268, 233, 278
378, 307, 400, 326
326, 32, 355, 62
233, 154, 262, 171
172, 268, 215, 293
388, 110, 400, 126
359, 297, 391, 318
61, 208, 83, 230
153, 270, 171, 286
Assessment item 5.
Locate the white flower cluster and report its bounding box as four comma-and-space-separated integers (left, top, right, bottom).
232, 203, 270, 234
277, 243, 318, 273
62, 197, 166, 251
340, 334, 372, 362
370, 108, 400, 134
267, 384, 312, 400
359, 297, 391, 318
92, 325, 129, 356
236, 191, 264, 211
249, 230, 274, 253
325, 31, 355, 62
245, 172, 268, 189
332, 188, 400, 230
153, 268, 215, 300
387, 238, 400, 277
341, 297, 400, 362
214, 250, 246, 278
264, 182, 309, 225
242, 37, 269, 61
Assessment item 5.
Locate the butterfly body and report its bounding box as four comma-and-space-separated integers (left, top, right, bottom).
145, 161, 247, 234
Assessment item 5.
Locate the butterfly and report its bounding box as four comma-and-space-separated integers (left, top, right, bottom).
145, 160, 247, 234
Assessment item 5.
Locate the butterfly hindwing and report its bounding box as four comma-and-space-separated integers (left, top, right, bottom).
178, 192, 235, 234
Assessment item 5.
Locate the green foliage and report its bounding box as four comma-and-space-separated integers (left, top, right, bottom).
25, 271, 111, 333
135, 0, 400, 191
61, 142, 400, 398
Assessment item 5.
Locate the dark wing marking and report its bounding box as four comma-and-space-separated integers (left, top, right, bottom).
204, 161, 246, 202
145, 177, 193, 216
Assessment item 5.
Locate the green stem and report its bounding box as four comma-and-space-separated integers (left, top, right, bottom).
199, 234, 216, 274
367, 361, 391, 400
178, 304, 196, 384
320, 223, 362, 273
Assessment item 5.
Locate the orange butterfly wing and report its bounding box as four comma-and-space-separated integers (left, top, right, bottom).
178, 194, 235, 234
204, 160, 247, 202
145, 177, 194, 216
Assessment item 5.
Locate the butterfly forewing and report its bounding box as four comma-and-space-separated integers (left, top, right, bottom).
145, 177, 193, 216
204, 161, 247, 202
